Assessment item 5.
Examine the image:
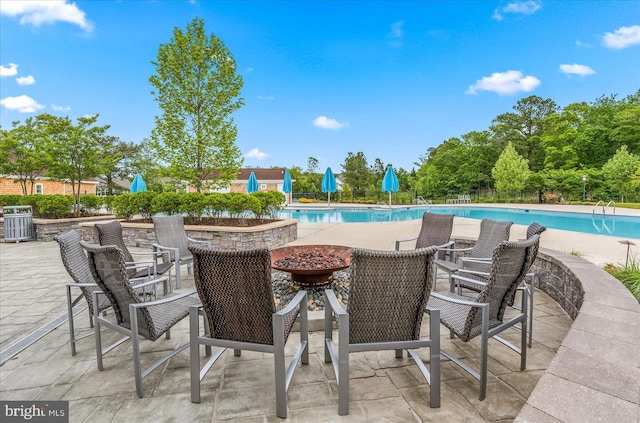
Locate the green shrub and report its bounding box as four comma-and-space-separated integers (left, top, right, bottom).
180, 192, 206, 221
131, 191, 156, 221
111, 194, 137, 220
0, 195, 23, 208
250, 191, 285, 219
225, 193, 261, 223
36, 195, 75, 218
102, 196, 115, 214
604, 256, 640, 299
152, 192, 182, 215
80, 194, 102, 213
204, 193, 227, 223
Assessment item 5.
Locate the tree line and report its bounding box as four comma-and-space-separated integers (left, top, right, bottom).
289, 91, 640, 204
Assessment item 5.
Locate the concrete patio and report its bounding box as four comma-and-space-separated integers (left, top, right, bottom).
0, 206, 638, 422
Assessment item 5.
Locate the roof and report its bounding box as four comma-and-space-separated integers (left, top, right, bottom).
235, 167, 286, 182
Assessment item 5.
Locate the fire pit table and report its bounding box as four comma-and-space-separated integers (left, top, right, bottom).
270, 245, 351, 287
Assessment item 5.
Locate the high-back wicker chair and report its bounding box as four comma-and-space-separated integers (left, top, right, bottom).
81, 241, 199, 398
395, 212, 455, 258
324, 247, 441, 415
427, 235, 540, 401
55, 230, 111, 356
452, 222, 547, 347
434, 218, 513, 287
95, 220, 173, 281
188, 246, 309, 419
152, 215, 211, 289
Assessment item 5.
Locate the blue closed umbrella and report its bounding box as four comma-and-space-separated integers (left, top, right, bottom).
282, 169, 292, 204
322, 167, 337, 206
130, 173, 147, 193
247, 171, 259, 193
381, 165, 399, 206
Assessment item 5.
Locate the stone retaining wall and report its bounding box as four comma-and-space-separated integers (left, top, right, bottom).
0, 215, 116, 242
79, 218, 298, 250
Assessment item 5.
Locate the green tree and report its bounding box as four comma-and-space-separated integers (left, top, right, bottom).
129, 138, 169, 192
0, 118, 48, 195
307, 157, 319, 174
150, 17, 244, 192
492, 143, 531, 202
341, 152, 370, 197
602, 145, 640, 202
39, 114, 108, 216
490, 95, 558, 171
96, 135, 140, 195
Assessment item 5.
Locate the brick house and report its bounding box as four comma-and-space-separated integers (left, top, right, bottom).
0, 176, 99, 196
187, 168, 291, 197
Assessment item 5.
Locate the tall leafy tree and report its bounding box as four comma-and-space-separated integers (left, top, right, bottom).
129, 138, 168, 192
96, 135, 140, 195
307, 157, 319, 174
39, 114, 108, 215
341, 152, 370, 197
602, 145, 640, 202
492, 142, 531, 202
0, 118, 48, 195
490, 95, 558, 172
150, 17, 244, 192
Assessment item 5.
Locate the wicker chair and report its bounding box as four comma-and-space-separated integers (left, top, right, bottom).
434, 218, 512, 288
152, 215, 211, 289
451, 222, 546, 347
95, 220, 173, 282
427, 235, 540, 400
324, 246, 441, 415
81, 241, 200, 398
55, 230, 112, 356
395, 212, 455, 289
189, 246, 308, 419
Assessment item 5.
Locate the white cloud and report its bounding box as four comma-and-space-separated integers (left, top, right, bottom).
575, 40, 592, 48
388, 20, 404, 47
16, 75, 35, 85
51, 104, 71, 112
1, 63, 18, 77
390, 21, 404, 38
0, 95, 45, 113
602, 25, 640, 49
466, 70, 540, 95
0, 0, 93, 31
493, 1, 541, 20
257, 95, 275, 100
313, 116, 349, 130
245, 148, 270, 160
559, 63, 595, 77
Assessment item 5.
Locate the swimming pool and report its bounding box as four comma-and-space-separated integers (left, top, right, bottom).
278, 206, 640, 238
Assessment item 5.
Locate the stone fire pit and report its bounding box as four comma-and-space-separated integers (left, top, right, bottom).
271, 245, 351, 287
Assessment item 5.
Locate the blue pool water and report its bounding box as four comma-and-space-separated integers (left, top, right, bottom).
278, 206, 640, 238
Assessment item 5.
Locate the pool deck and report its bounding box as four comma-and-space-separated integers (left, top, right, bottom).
0, 204, 638, 422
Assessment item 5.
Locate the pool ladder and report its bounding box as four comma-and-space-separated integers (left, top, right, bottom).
592, 200, 616, 216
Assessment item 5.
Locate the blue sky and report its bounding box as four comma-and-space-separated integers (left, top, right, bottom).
1, 1, 639, 173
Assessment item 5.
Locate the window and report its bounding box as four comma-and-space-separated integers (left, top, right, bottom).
260, 183, 267, 191
35, 183, 43, 195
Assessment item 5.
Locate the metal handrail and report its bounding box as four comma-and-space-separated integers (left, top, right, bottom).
605, 201, 616, 214
592, 200, 616, 216
417, 196, 431, 205
592, 200, 604, 216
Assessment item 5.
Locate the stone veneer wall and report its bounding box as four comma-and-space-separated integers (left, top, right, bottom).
0, 215, 116, 242
454, 237, 639, 423
79, 218, 298, 250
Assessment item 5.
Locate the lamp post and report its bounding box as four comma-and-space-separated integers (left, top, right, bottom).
582, 175, 587, 202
